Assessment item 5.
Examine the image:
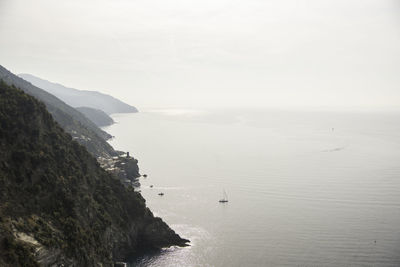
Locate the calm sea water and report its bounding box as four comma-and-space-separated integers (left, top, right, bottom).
104, 109, 400, 267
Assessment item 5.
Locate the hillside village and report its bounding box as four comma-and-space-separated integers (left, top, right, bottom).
97, 152, 141, 188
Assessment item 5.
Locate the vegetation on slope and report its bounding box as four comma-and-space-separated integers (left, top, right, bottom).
0, 65, 115, 158
0, 81, 188, 266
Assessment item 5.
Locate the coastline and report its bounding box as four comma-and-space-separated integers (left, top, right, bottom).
100, 112, 191, 264
0, 82, 189, 266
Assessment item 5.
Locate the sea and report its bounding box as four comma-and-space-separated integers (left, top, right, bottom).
103, 108, 400, 267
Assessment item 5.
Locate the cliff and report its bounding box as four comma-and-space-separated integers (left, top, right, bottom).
0, 81, 188, 266
2, 65, 141, 201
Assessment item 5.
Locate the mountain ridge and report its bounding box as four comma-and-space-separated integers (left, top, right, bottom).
0, 65, 115, 158
76, 107, 114, 127
19, 73, 138, 115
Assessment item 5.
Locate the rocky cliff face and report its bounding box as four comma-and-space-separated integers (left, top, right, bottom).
0, 81, 188, 266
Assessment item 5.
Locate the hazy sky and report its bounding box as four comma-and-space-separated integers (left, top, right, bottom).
0, 0, 399, 110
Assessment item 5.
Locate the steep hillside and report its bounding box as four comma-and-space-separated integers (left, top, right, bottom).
0, 65, 115, 158
76, 107, 114, 127
0, 81, 188, 266
19, 73, 138, 114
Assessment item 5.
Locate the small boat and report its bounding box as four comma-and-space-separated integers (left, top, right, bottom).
219, 190, 228, 203
150, 185, 153, 188
143, 174, 148, 178
158, 192, 164, 196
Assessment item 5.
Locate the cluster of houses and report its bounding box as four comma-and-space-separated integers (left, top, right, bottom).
97, 153, 140, 188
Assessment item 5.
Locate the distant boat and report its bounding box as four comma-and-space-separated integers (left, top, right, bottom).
143, 174, 148, 178
158, 192, 164, 196
150, 185, 153, 188
219, 190, 228, 203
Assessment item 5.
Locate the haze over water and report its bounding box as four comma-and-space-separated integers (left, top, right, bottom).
105, 108, 400, 267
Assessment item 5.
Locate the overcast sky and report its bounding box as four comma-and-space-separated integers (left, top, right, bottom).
0, 0, 399, 110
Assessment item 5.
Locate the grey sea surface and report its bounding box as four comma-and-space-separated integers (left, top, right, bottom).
104, 109, 400, 267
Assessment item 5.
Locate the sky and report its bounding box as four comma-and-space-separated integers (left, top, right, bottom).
0, 0, 399, 110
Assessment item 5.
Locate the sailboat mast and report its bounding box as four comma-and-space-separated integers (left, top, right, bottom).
219, 189, 229, 203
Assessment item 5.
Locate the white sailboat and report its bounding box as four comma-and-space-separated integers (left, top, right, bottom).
219, 190, 228, 203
